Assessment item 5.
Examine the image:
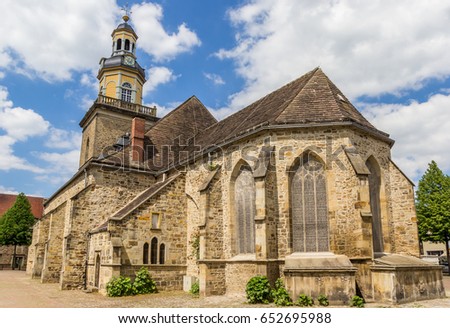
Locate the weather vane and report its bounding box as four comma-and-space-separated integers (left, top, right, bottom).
121, 3, 132, 22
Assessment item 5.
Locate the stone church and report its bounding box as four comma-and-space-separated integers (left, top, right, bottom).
27, 14, 445, 304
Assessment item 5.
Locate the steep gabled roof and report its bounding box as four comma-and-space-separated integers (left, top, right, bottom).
146, 96, 217, 147
192, 68, 388, 149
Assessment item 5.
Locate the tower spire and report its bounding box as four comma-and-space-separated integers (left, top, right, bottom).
121, 3, 132, 22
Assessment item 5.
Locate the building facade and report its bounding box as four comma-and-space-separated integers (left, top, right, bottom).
27, 15, 445, 304
0, 193, 44, 270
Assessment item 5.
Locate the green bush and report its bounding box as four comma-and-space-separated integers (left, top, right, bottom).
189, 281, 200, 296
246, 275, 272, 304
271, 278, 293, 306
106, 276, 134, 297
350, 295, 365, 308
296, 294, 314, 307
317, 294, 329, 306
133, 267, 157, 295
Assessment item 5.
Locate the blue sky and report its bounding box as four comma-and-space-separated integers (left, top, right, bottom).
1, 0, 450, 198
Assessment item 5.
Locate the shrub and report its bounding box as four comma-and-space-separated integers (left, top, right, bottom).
350, 295, 365, 308
133, 267, 157, 295
246, 275, 272, 304
106, 276, 134, 297
271, 278, 293, 306
189, 281, 200, 296
296, 294, 314, 307
317, 294, 329, 306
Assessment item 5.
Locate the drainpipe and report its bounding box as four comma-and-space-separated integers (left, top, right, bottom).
84, 169, 88, 188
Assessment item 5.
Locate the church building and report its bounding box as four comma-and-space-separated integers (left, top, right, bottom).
27, 14, 445, 304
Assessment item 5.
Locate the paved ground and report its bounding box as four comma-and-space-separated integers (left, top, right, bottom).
0, 270, 449, 308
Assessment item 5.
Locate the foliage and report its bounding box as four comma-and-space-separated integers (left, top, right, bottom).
317, 294, 329, 306
189, 232, 200, 260
416, 161, 450, 242
296, 294, 314, 307
107, 268, 157, 297
106, 276, 134, 297
246, 275, 272, 304
416, 161, 450, 267
0, 193, 35, 247
271, 278, 293, 306
350, 295, 365, 308
189, 281, 200, 296
132, 267, 157, 295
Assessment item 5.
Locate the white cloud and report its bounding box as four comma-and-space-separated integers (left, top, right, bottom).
361, 92, 450, 182
45, 128, 82, 150
144, 66, 177, 95
218, 0, 450, 110
0, 0, 118, 81
0, 135, 44, 173
204, 73, 225, 86
0, 185, 18, 194
0, 106, 50, 141
35, 150, 81, 186
131, 2, 201, 61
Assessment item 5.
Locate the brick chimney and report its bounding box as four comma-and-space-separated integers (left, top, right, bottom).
131, 117, 145, 162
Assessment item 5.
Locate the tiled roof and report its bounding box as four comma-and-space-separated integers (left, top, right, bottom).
192, 67, 386, 149
0, 194, 45, 219
144, 96, 217, 169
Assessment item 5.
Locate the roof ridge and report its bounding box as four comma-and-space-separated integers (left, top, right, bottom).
272, 67, 320, 123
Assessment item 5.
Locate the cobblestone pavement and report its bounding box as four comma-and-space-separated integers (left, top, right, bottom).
0, 270, 449, 308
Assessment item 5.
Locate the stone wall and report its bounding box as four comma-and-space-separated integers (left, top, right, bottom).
184, 126, 420, 297
90, 173, 188, 293
388, 161, 419, 256
41, 203, 65, 282
0, 245, 28, 270
60, 165, 155, 289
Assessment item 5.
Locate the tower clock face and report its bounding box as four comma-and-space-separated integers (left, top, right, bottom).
124, 56, 135, 66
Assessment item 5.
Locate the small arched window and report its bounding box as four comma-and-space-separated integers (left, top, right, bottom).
125, 39, 130, 51
121, 82, 132, 103
159, 244, 165, 264
143, 242, 149, 264
150, 237, 158, 264
116, 39, 122, 50
85, 137, 90, 162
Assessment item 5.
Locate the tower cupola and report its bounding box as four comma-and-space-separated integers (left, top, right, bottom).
97, 10, 146, 105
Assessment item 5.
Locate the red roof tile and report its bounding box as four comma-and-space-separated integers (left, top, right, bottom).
0, 194, 45, 219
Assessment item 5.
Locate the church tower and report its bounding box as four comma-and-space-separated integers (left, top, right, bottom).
98, 12, 145, 104
78, 10, 158, 167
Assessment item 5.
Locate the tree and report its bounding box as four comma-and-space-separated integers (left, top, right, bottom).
0, 193, 36, 270
416, 161, 450, 271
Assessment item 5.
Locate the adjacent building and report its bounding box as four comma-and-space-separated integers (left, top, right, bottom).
0, 193, 44, 270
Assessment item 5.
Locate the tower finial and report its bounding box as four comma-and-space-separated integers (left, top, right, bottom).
121, 3, 132, 22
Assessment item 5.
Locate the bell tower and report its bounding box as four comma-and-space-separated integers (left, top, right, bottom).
78, 8, 158, 167
98, 10, 146, 105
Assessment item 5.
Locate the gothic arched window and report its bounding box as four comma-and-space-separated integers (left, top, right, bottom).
121, 82, 132, 102
290, 153, 329, 252
159, 243, 165, 264
143, 242, 149, 264
125, 39, 130, 51
234, 165, 256, 254
366, 156, 384, 254
116, 38, 122, 50
150, 237, 158, 264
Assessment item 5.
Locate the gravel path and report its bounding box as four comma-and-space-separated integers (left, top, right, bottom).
0, 270, 449, 308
